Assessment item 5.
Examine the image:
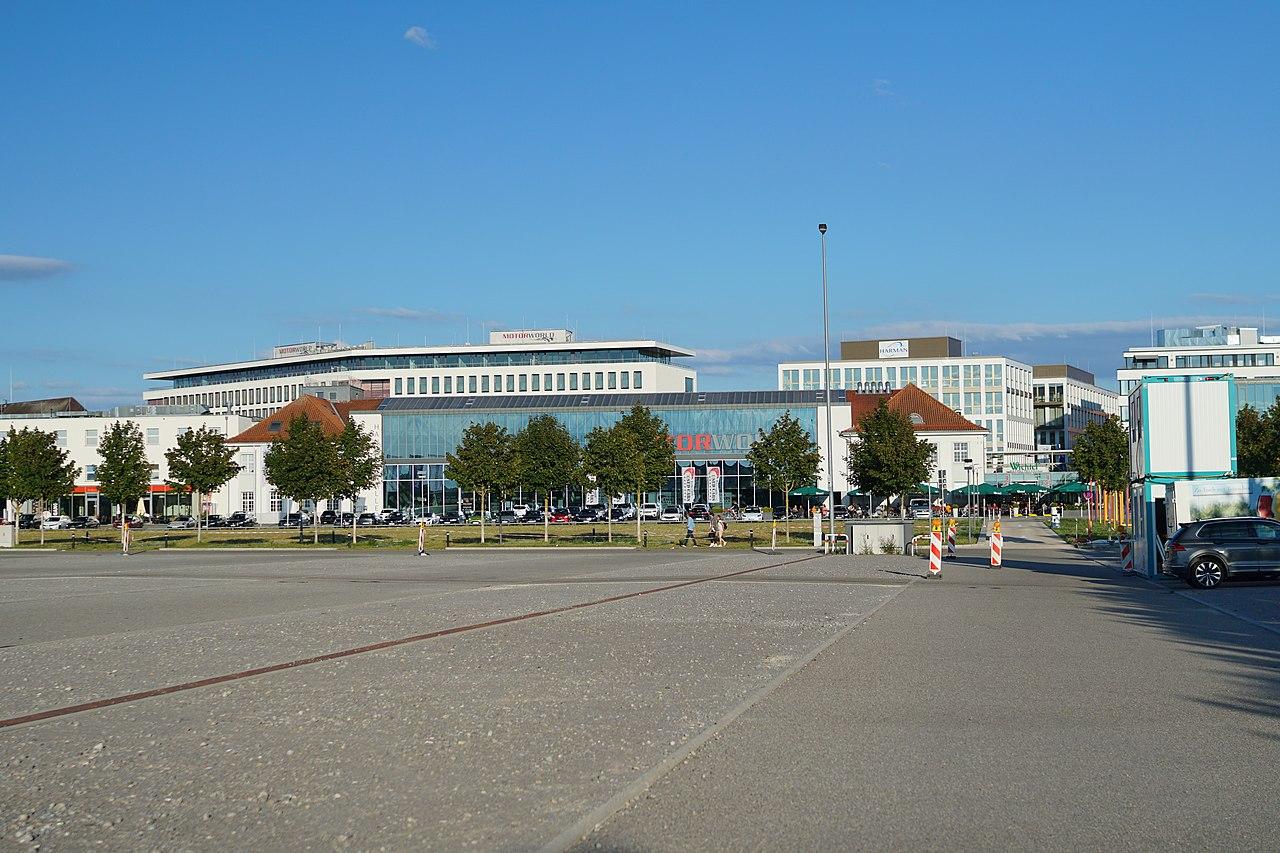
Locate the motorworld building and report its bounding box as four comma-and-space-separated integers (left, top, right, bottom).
376, 391, 840, 515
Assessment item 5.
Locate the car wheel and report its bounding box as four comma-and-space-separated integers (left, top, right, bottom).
1188, 557, 1225, 589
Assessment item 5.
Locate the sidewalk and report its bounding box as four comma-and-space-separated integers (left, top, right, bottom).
575, 523, 1280, 850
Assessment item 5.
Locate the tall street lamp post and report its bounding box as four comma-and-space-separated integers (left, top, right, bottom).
964, 459, 974, 539
819, 223, 834, 547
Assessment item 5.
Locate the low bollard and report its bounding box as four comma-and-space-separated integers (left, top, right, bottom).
164, 531, 169, 549
445, 531, 450, 549
749, 530, 754, 549
591, 526, 596, 543
642, 531, 648, 548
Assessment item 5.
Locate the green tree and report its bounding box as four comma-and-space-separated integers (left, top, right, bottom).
582, 425, 631, 542
1236, 401, 1280, 477
845, 401, 935, 518
445, 421, 514, 544
613, 405, 675, 542
747, 411, 822, 537
263, 415, 342, 544
333, 420, 383, 545
7, 427, 79, 545
513, 415, 581, 542
97, 421, 150, 542
1073, 416, 1129, 492
0, 431, 10, 529
165, 426, 242, 542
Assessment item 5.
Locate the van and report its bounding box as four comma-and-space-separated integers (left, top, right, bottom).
908, 498, 931, 519
510, 504, 531, 518
639, 502, 661, 520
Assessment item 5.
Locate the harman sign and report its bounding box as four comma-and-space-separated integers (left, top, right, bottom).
878, 339, 910, 359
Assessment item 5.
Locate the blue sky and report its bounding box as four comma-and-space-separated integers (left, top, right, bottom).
3, 2, 1278, 406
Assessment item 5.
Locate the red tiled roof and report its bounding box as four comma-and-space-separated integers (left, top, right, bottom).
843, 383, 986, 434
230, 395, 374, 444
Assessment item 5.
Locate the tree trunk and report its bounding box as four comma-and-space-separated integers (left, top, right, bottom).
634, 486, 641, 544
8, 500, 16, 546
606, 491, 613, 543
195, 489, 202, 543
351, 499, 358, 546
314, 507, 320, 545
784, 493, 791, 542
479, 489, 486, 544
543, 495, 549, 543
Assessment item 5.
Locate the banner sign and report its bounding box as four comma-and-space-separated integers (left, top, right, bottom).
706, 466, 722, 504
586, 488, 600, 506
878, 339, 909, 359
681, 466, 697, 505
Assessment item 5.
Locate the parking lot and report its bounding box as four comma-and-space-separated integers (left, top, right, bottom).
2, 522, 1278, 850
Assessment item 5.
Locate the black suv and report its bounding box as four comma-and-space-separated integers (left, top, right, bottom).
1164, 517, 1280, 588
319, 510, 338, 525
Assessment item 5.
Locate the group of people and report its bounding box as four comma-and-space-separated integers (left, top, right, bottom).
681, 511, 727, 547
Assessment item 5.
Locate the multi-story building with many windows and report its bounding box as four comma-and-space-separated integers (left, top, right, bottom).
1118, 324, 1280, 423
1031, 365, 1120, 461
143, 330, 697, 420
779, 336, 1036, 465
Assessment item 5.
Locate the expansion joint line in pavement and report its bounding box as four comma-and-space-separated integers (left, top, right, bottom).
0, 554, 823, 731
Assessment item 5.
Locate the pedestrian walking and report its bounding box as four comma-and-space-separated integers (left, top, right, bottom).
681, 512, 698, 547
417, 520, 428, 557
715, 513, 726, 547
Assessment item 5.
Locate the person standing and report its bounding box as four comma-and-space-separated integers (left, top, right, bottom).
682, 511, 698, 547
417, 520, 428, 557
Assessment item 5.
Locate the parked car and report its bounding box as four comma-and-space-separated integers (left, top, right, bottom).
549, 508, 573, 523
205, 515, 230, 528
277, 512, 311, 528
611, 503, 636, 521
832, 505, 850, 520
167, 515, 196, 529
227, 512, 256, 528
577, 504, 608, 522
509, 503, 531, 519
740, 506, 764, 522
659, 506, 684, 522
638, 502, 662, 520
112, 514, 146, 529
409, 512, 441, 526
41, 515, 73, 530
441, 511, 468, 525
71, 516, 101, 529
356, 512, 380, 527
18, 514, 38, 530
688, 504, 710, 521
496, 509, 520, 524
524, 508, 545, 524
1163, 517, 1280, 588
379, 509, 406, 525
319, 510, 338, 525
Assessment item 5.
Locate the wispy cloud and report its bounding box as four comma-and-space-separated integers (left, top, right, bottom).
1189, 292, 1280, 306
872, 78, 894, 97
694, 336, 820, 376
0, 254, 75, 281
404, 26, 436, 49
361, 306, 462, 323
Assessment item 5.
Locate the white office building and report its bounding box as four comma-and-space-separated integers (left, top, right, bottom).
1, 402, 252, 521
779, 336, 1036, 464
144, 330, 698, 420
1032, 365, 1121, 457
1118, 324, 1280, 423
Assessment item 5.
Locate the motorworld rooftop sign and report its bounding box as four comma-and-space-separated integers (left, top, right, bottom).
489, 329, 574, 345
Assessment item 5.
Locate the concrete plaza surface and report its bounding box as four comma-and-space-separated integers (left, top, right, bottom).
0, 522, 1277, 850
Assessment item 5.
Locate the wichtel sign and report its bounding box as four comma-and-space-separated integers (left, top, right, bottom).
668, 433, 753, 453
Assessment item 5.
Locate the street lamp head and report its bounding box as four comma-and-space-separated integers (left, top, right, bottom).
818, 223, 827, 235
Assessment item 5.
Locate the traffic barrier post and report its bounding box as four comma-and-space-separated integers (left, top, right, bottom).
946, 518, 957, 559
990, 519, 1003, 568
928, 518, 943, 578
1121, 540, 1134, 574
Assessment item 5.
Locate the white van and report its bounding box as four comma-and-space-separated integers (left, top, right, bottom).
509, 503, 531, 518
639, 502, 661, 520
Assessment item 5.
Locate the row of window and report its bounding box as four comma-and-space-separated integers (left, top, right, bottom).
1124, 352, 1276, 370
783, 363, 1008, 392
393, 370, 645, 396
160, 384, 301, 410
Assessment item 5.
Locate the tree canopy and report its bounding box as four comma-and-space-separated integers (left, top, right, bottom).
747, 411, 821, 520
845, 401, 935, 517
166, 426, 241, 540
263, 415, 342, 544
445, 421, 515, 543
613, 404, 675, 539
513, 415, 581, 542
1236, 401, 1280, 477
6, 427, 79, 543
582, 424, 631, 541
332, 419, 383, 543
97, 421, 150, 526
1072, 416, 1129, 491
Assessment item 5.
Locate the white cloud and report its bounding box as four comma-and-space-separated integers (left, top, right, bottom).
872, 78, 894, 97
404, 26, 436, 49
1189, 292, 1280, 305
0, 254, 75, 280
696, 335, 820, 367
361, 306, 460, 323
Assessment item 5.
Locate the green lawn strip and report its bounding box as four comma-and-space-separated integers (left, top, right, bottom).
1043, 517, 1123, 545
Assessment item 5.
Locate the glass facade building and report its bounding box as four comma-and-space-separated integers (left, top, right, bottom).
377, 393, 822, 516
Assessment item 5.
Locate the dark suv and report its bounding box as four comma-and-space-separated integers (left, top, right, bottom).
1164, 517, 1280, 588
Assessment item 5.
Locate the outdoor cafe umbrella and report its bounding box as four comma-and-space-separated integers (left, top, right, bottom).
1051, 480, 1088, 494
788, 486, 830, 498
1001, 483, 1047, 495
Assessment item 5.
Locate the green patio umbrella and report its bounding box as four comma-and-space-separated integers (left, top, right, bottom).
1002, 483, 1047, 495
788, 486, 830, 498
1051, 480, 1088, 494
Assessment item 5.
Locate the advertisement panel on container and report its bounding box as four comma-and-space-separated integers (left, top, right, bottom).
1166, 478, 1280, 537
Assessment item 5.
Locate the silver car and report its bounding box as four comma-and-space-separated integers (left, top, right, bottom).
1163, 517, 1280, 588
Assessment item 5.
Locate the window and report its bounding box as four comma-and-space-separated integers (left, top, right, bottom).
146, 428, 160, 445
444, 376, 453, 394
557, 373, 566, 391
432, 376, 441, 394
407, 377, 415, 395
582, 372, 591, 390
239, 452, 254, 474
468, 375, 477, 394
270, 490, 282, 512
954, 442, 969, 463
594, 371, 604, 390
782, 369, 801, 390
55, 430, 67, 447
482, 375, 490, 393
570, 372, 579, 391
942, 392, 961, 410
531, 374, 540, 392
86, 465, 97, 482
85, 429, 97, 447
149, 464, 160, 482
844, 368, 860, 387
544, 373, 552, 390
242, 491, 255, 514
884, 367, 896, 387
420, 376, 429, 394
269, 387, 276, 404
620, 371, 629, 389
456, 375, 463, 392
963, 392, 981, 413
803, 368, 821, 389
634, 371, 642, 389
235, 390, 242, 406
1252, 521, 1280, 540
608, 371, 617, 389
866, 367, 883, 383
506, 375, 515, 392
942, 365, 960, 388
519, 374, 528, 392
268, 420, 282, 433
